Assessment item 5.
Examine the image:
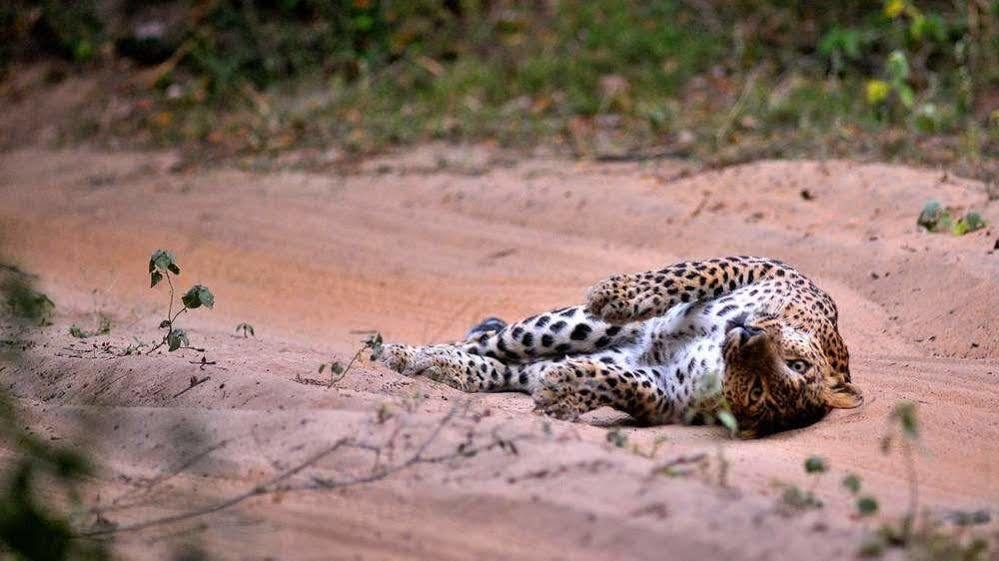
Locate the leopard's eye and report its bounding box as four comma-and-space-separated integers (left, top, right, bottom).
786, 359, 811, 374
749, 384, 764, 402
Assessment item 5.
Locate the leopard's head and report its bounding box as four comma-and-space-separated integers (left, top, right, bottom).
720, 311, 862, 438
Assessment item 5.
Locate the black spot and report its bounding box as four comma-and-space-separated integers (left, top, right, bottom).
550, 320, 567, 333
512, 326, 524, 338
599, 356, 616, 365
716, 304, 738, 316
594, 336, 611, 348
521, 332, 534, 347
479, 363, 487, 373
534, 315, 551, 328
519, 373, 529, 385
570, 323, 592, 341
541, 334, 554, 347
554, 343, 572, 354
558, 307, 577, 317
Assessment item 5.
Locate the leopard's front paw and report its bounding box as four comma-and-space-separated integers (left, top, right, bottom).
586, 275, 649, 324
531, 370, 584, 421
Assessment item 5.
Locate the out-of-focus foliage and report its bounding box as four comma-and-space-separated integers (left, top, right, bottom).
1, 1, 996, 165
0, 267, 108, 561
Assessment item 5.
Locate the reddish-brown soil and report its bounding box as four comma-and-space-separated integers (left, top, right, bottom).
1, 145, 997, 560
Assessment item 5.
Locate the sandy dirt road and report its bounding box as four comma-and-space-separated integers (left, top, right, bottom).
1, 145, 997, 560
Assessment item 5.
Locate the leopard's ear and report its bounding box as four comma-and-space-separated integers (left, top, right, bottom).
823, 382, 863, 409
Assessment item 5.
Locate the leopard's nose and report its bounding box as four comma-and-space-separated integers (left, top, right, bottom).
737, 325, 765, 345
726, 314, 764, 344
725, 313, 748, 333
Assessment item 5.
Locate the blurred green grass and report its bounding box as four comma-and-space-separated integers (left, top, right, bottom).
2, 0, 997, 175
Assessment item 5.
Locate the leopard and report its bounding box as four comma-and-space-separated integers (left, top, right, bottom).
377, 256, 862, 438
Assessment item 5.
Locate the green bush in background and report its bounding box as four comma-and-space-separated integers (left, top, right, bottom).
1, 0, 996, 163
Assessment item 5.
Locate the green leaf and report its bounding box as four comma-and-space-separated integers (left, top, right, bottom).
159, 319, 171, 329
887, 51, 909, 82
365, 332, 384, 359
181, 285, 214, 310
916, 200, 942, 230
804, 455, 828, 474
842, 473, 862, 494
331, 362, 345, 375
892, 402, 919, 439
952, 212, 986, 236
167, 329, 189, 351
857, 496, 879, 516
897, 85, 914, 108
717, 410, 739, 435
149, 250, 179, 274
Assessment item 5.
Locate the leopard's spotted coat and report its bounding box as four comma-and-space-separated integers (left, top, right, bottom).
379, 256, 862, 437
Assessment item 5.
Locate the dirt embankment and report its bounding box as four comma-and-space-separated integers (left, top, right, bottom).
1, 146, 997, 560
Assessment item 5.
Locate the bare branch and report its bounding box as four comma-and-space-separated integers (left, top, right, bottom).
76, 402, 525, 539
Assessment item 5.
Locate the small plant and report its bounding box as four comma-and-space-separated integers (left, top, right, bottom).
316, 333, 384, 388
147, 250, 214, 353
880, 401, 922, 540
780, 455, 828, 510
683, 371, 740, 437
917, 201, 987, 236
842, 472, 880, 518
235, 322, 255, 338
69, 314, 111, 339
606, 428, 628, 448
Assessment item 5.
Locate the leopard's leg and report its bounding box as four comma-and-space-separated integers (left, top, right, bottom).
586, 255, 837, 324
457, 305, 645, 362
527, 352, 679, 424
378, 343, 535, 393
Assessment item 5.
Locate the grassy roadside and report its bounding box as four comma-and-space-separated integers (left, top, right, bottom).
1, 1, 997, 179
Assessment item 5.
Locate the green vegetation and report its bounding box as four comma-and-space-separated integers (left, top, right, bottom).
69, 314, 111, 339
781, 402, 992, 561
3, 273, 54, 327
1, 1, 995, 173
777, 455, 828, 510
147, 250, 214, 353
235, 322, 255, 338
0, 267, 108, 561
917, 200, 988, 235
316, 332, 383, 388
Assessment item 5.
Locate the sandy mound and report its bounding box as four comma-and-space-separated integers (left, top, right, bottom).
1, 146, 997, 560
